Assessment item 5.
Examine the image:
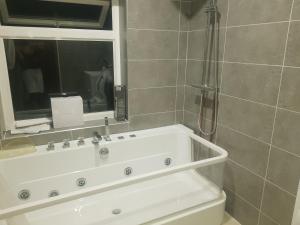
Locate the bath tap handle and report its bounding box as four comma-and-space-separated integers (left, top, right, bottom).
47, 142, 55, 151
77, 137, 85, 146
92, 136, 100, 145
62, 139, 70, 148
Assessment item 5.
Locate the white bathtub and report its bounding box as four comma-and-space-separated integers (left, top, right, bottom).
0, 125, 227, 225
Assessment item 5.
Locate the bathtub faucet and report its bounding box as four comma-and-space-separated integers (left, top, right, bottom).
104, 117, 111, 141
92, 131, 102, 145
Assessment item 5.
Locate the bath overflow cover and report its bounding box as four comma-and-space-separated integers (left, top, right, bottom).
18, 189, 31, 200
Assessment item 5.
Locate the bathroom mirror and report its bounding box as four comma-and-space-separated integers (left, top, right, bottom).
4, 39, 114, 120
0, 0, 112, 30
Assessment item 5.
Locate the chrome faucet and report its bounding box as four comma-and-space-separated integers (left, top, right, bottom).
92, 131, 101, 145
104, 117, 111, 141
47, 142, 55, 151
62, 139, 70, 148
77, 137, 85, 146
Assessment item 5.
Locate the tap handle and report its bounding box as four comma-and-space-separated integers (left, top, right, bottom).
63, 139, 70, 148
105, 117, 109, 126
47, 141, 55, 151
77, 137, 85, 146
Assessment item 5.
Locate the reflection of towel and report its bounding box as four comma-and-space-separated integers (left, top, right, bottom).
4, 40, 16, 70
22, 68, 44, 94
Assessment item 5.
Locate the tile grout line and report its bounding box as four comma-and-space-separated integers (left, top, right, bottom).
257, 1, 296, 224
174, 0, 183, 123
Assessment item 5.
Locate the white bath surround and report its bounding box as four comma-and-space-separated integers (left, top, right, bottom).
0, 125, 228, 225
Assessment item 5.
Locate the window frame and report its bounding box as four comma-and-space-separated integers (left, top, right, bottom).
0, 0, 122, 131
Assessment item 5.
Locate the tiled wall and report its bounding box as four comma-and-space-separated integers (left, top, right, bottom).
126, 0, 189, 130
181, 0, 300, 225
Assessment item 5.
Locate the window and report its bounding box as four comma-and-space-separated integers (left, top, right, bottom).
0, 0, 123, 131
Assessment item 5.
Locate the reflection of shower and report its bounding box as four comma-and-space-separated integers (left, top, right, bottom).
192, 0, 219, 136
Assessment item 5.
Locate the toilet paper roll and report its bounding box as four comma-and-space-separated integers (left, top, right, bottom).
51, 96, 84, 129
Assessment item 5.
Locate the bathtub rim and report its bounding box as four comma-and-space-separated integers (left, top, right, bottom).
0, 125, 228, 220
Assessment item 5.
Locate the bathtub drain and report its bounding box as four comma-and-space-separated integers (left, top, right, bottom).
112, 209, 122, 215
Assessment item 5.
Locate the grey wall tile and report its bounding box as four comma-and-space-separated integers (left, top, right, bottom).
216, 125, 269, 177
127, 0, 180, 30
259, 214, 280, 225
225, 188, 260, 225
267, 147, 300, 195
278, 67, 300, 112
127, 30, 178, 59
218, 95, 275, 143
189, 0, 228, 30
71, 123, 129, 139
177, 60, 187, 85
180, 1, 191, 31
184, 85, 201, 114
176, 86, 185, 110
176, 110, 184, 123
292, 0, 300, 20
29, 131, 72, 146
227, 0, 293, 26
179, 32, 188, 59
129, 112, 175, 131
128, 87, 176, 115
272, 109, 300, 156
225, 23, 288, 65
285, 21, 300, 67
261, 182, 296, 225
188, 29, 225, 60
128, 60, 177, 89
224, 160, 264, 207
221, 63, 281, 106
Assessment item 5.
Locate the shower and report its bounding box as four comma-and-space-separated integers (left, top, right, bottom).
192, 0, 220, 136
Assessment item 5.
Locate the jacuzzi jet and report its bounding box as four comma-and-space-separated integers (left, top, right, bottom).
112, 209, 121, 215
18, 189, 31, 200
49, 190, 59, 198
76, 178, 87, 187
165, 158, 172, 166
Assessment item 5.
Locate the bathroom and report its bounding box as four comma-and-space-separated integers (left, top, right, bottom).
0, 0, 299, 225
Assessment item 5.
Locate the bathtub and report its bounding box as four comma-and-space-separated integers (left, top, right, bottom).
0, 125, 227, 225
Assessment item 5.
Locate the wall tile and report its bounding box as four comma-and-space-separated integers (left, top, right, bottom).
189, 0, 228, 30
272, 109, 300, 156
179, 32, 188, 59
227, 0, 293, 26
216, 125, 269, 177
218, 95, 275, 143
188, 28, 225, 60
184, 85, 201, 114
180, 0, 191, 31
224, 160, 264, 207
129, 112, 175, 131
176, 85, 185, 110
128, 60, 177, 89
278, 67, 300, 112
128, 87, 176, 115
177, 60, 187, 85
29, 131, 72, 146
176, 110, 184, 123
221, 63, 281, 106
225, 23, 288, 65
292, 0, 300, 20
261, 182, 296, 225
267, 147, 300, 195
127, 0, 180, 30
285, 21, 300, 67
259, 214, 280, 225
127, 30, 178, 59
225, 188, 260, 225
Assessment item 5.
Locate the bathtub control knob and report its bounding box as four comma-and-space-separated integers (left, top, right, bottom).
18, 189, 30, 200
62, 139, 70, 148
77, 137, 85, 146
76, 178, 87, 187
165, 158, 172, 166
47, 142, 55, 151
92, 136, 100, 145
112, 209, 122, 215
49, 190, 59, 198
124, 167, 133, 176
